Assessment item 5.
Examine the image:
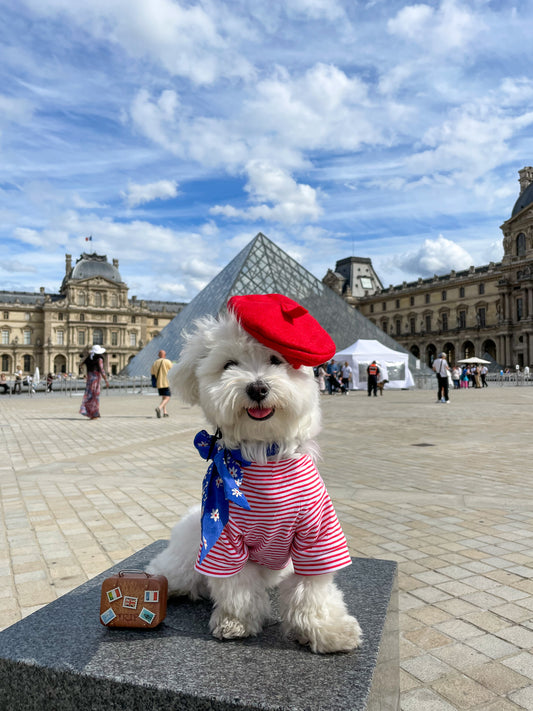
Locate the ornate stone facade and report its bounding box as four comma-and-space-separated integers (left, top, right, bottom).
0, 253, 185, 377
324, 167, 533, 369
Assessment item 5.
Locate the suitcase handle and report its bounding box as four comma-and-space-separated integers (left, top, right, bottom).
118, 569, 152, 577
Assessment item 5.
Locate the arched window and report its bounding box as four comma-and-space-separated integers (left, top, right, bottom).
94, 292, 102, 307
23, 354, 31, 372
110, 293, 118, 307
462, 341, 475, 359
517, 233, 526, 257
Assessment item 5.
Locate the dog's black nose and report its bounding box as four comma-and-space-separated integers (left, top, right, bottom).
246, 380, 270, 402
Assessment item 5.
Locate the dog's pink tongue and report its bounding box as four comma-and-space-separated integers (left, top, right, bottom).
247, 407, 273, 419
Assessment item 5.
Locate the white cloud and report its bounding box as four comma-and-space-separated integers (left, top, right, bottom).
122, 179, 178, 207
0, 94, 34, 125
72, 194, 105, 209
394, 235, 474, 276
245, 63, 377, 153
211, 161, 322, 224
285, 0, 346, 21
0, 259, 37, 274
130, 89, 181, 152
387, 0, 481, 54
22, 0, 254, 85
129, 89, 247, 168
406, 99, 533, 187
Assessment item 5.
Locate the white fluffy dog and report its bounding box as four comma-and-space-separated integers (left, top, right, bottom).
148, 302, 362, 653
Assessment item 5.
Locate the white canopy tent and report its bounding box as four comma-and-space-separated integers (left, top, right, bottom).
335, 339, 415, 390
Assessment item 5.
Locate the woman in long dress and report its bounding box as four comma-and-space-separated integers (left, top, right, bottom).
80, 345, 109, 419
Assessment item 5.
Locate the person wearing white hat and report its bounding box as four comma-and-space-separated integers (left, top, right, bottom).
432, 351, 450, 403
80, 345, 109, 419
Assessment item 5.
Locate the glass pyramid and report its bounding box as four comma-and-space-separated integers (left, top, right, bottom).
125, 233, 421, 377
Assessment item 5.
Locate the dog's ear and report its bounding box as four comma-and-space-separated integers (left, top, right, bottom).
169, 316, 216, 405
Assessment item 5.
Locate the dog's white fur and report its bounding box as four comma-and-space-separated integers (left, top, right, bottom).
148, 311, 362, 653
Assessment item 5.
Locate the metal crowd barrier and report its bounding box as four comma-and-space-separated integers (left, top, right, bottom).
0, 376, 152, 398
485, 372, 532, 386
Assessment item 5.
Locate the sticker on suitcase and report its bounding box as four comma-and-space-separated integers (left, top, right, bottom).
101, 608, 117, 625
139, 607, 156, 624
144, 590, 160, 603
106, 586, 122, 603
123, 595, 138, 609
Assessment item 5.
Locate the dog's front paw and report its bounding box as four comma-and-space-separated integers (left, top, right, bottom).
312, 614, 363, 653
292, 614, 363, 654
209, 609, 250, 639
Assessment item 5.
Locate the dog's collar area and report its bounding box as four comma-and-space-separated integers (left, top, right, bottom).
246, 407, 275, 421
194, 429, 252, 564
207, 427, 223, 459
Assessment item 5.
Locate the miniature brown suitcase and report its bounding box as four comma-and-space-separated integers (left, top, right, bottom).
99, 569, 168, 628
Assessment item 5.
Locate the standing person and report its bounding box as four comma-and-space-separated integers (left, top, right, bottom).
46, 373, 54, 393
317, 364, 327, 393
151, 349, 173, 418
481, 365, 489, 387
12, 365, 22, 394
0, 373, 9, 394
452, 365, 461, 389
326, 359, 337, 395
367, 361, 380, 397
341, 361, 352, 393
80, 345, 109, 419
433, 352, 450, 403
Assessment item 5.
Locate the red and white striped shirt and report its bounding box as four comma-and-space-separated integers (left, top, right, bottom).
195, 454, 352, 577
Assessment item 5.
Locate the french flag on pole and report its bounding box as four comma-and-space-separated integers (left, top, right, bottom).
85, 235, 92, 242
144, 590, 159, 603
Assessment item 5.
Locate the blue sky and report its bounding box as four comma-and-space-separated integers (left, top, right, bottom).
1, 0, 533, 302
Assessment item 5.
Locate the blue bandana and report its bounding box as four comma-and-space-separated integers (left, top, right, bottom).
194, 430, 252, 564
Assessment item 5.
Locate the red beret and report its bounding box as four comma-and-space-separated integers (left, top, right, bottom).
227, 293, 336, 368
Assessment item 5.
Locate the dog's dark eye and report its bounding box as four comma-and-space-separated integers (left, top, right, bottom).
223, 360, 238, 370
270, 355, 283, 366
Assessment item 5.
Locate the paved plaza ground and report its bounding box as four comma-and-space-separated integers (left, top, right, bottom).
1, 384, 533, 709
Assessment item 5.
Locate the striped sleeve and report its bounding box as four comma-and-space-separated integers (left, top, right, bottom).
291, 485, 352, 576
194, 520, 248, 577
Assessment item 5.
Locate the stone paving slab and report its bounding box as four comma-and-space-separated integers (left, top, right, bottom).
1, 386, 533, 710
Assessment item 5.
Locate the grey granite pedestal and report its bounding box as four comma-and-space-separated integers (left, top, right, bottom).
0, 542, 399, 711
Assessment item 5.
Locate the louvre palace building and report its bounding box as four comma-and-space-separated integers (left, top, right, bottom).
0, 253, 185, 377
323, 166, 533, 370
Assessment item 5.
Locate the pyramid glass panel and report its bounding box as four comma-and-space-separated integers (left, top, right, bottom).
125, 233, 428, 381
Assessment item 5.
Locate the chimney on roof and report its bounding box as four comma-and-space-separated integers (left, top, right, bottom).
65, 254, 72, 275
113, 258, 119, 268
518, 167, 533, 194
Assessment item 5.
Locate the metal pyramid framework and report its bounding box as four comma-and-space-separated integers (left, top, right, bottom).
125, 232, 424, 378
